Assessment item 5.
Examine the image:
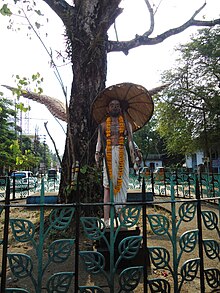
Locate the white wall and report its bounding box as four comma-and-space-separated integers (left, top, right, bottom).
186, 150, 204, 169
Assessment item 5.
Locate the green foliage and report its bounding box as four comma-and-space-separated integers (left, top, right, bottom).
156, 27, 220, 155
0, 4, 12, 16
0, 98, 17, 170
1, 1, 44, 35
133, 118, 166, 159
12, 73, 44, 96
0, 96, 56, 173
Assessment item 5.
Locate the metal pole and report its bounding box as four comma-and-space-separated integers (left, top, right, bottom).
1, 177, 11, 292
195, 175, 205, 292
109, 181, 115, 293
37, 178, 45, 293
74, 161, 80, 293
142, 177, 148, 293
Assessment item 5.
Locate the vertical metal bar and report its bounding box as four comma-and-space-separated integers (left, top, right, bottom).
187, 169, 191, 198
12, 175, 15, 200
37, 178, 45, 293
170, 175, 178, 292
142, 177, 148, 293
199, 172, 203, 198
195, 175, 205, 292
109, 180, 115, 293
163, 171, 167, 197
74, 161, 80, 292
151, 170, 154, 196
1, 177, 11, 292
175, 169, 179, 197
211, 172, 215, 197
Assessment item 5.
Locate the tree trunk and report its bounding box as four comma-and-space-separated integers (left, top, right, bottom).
57, 1, 121, 202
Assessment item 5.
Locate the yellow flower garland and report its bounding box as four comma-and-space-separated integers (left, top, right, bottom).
106, 115, 125, 195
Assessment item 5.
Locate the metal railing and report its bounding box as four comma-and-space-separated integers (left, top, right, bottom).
0, 173, 219, 292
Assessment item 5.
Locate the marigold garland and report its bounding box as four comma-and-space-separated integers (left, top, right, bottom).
106, 115, 125, 195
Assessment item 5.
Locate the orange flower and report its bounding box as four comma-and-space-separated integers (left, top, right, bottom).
106, 115, 125, 195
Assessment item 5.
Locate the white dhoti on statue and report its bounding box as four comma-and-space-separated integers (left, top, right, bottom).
103, 146, 129, 211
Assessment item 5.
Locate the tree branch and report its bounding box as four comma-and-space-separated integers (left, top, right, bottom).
143, 0, 154, 37
44, 121, 62, 166
42, 0, 74, 21
107, 2, 220, 54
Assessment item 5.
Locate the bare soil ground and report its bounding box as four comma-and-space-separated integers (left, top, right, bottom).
1, 199, 219, 292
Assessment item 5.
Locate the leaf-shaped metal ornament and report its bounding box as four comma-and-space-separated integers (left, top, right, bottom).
203, 239, 220, 260
179, 230, 198, 253
119, 266, 143, 291
49, 208, 75, 231
118, 206, 141, 228
118, 236, 142, 259
10, 219, 35, 242
5, 289, 30, 292
48, 239, 75, 263
148, 278, 171, 293
79, 251, 105, 274
80, 217, 105, 240
204, 268, 220, 289
147, 214, 170, 235
178, 202, 197, 222
180, 258, 200, 282
201, 211, 218, 231
46, 272, 74, 293
148, 247, 170, 269
7, 253, 33, 278
79, 286, 105, 292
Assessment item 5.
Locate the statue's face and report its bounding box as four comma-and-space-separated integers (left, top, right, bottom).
108, 100, 121, 117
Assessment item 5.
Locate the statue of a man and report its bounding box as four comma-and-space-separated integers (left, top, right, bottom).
95, 99, 141, 226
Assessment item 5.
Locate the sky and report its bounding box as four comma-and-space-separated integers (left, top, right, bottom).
0, 0, 220, 155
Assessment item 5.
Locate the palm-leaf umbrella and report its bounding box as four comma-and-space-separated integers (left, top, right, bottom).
91, 82, 154, 132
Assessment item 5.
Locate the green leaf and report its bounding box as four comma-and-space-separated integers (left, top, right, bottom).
80, 217, 105, 240
201, 211, 218, 231
179, 230, 198, 253
10, 219, 35, 242
203, 239, 219, 259
148, 247, 170, 269
118, 236, 142, 259
147, 214, 170, 235
148, 278, 171, 292
7, 253, 33, 278
49, 208, 75, 231
180, 258, 200, 281
119, 205, 141, 228
46, 272, 74, 292
34, 9, 43, 16
48, 239, 75, 263
79, 251, 105, 274
35, 22, 41, 29
0, 4, 12, 16
179, 202, 197, 222
119, 266, 143, 291
204, 268, 219, 289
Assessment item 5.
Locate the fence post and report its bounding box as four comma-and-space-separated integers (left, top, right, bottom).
1, 177, 11, 292
195, 175, 205, 292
